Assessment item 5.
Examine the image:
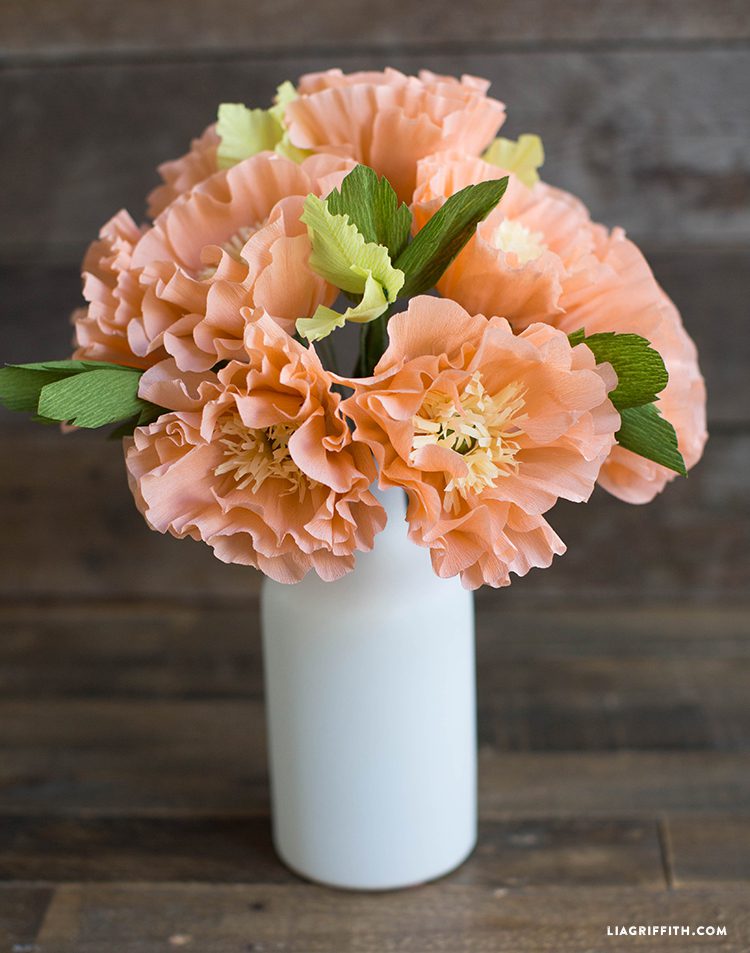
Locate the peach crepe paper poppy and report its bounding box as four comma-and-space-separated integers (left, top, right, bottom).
129, 151, 354, 371
126, 315, 386, 583
413, 152, 707, 504
147, 125, 220, 219
555, 226, 707, 503
342, 297, 619, 590
73, 210, 164, 370
413, 151, 596, 331
285, 69, 505, 202
77, 152, 353, 374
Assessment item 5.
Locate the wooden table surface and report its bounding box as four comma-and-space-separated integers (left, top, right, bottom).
1, 599, 749, 951
2, 1, 749, 949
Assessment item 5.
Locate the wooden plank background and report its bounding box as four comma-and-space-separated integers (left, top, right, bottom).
1, 2, 749, 950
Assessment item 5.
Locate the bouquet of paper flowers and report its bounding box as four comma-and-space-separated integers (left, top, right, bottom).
0, 69, 707, 589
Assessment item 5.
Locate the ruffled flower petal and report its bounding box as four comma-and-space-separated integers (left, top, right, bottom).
286, 69, 505, 201
412, 153, 707, 503
343, 297, 618, 589
126, 316, 386, 583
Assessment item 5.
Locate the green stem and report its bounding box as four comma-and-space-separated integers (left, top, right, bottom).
356, 309, 391, 377
317, 336, 339, 375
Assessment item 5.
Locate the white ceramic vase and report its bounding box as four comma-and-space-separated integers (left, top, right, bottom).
261, 487, 476, 890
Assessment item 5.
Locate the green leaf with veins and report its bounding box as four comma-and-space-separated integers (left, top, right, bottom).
394, 178, 508, 298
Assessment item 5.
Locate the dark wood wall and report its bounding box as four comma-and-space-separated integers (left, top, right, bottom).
1, 0, 748, 608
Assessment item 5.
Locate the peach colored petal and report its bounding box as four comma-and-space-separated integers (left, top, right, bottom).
126, 318, 386, 583
127, 152, 348, 370
413, 153, 594, 330
554, 229, 708, 502
73, 210, 166, 370
288, 69, 505, 201
413, 154, 706, 503
343, 297, 618, 589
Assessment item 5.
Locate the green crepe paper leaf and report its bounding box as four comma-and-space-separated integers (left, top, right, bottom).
483, 134, 545, 188
395, 177, 508, 299
38, 368, 159, 429
326, 165, 412, 260
300, 193, 405, 301
297, 273, 389, 343
567, 329, 586, 347
1, 359, 166, 432
569, 330, 669, 409
0, 361, 138, 415
7, 360, 132, 372
617, 404, 687, 476
0, 367, 67, 413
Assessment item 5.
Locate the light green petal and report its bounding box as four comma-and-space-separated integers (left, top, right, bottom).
482, 133, 545, 188
270, 81, 298, 123
300, 194, 405, 300
296, 310, 348, 343
297, 274, 389, 343
216, 103, 283, 169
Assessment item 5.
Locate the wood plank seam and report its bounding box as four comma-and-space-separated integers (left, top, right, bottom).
3, 36, 750, 70
657, 817, 675, 889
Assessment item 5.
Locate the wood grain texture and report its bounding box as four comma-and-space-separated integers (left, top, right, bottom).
2, 697, 750, 817
3, 246, 747, 426
0, 430, 745, 604
0, 885, 53, 951
33, 883, 750, 953
2, 49, 749, 262
0, 816, 663, 887
479, 751, 750, 819
2, 603, 749, 753
2, 1, 749, 59
2, 604, 748, 699
667, 818, 750, 885
0, 699, 268, 816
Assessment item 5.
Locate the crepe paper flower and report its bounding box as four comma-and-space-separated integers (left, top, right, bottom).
554, 227, 707, 503
126, 153, 355, 371
125, 315, 386, 583
342, 296, 620, 590
482, 134, 545, 188
413, 152, 595, 332
73, 210, 165, 370
285, 69, 506, 202
295, 193, 405, 342
413, 153, 706, 502
147, 125, 220, 219
216, 83, 310, 170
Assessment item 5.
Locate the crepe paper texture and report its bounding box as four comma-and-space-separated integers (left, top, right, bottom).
0, 68, 708, 588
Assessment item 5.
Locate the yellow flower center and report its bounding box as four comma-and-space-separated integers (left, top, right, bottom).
214, 413, 316, 499
491, 218, 547, 265
411, 371, 527, 512
198, 223, 262, 280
